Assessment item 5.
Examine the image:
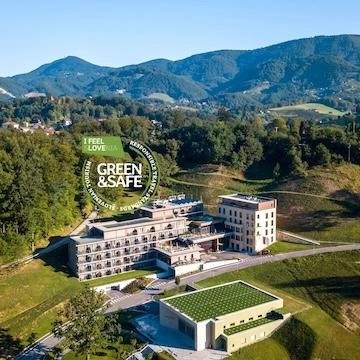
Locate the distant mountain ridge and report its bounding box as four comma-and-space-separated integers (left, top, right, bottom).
3, 35, 360, 106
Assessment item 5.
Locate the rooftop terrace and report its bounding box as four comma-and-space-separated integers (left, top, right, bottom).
163, 281, 277, 322
218, 193, 273, 204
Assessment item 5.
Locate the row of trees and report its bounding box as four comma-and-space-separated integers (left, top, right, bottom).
0, 131, 81, 262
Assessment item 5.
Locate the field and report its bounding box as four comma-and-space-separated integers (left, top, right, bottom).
269, 103, 345, 117
147, 92, 175, 103
197, 250, 360, 360
164, 282, 276, 322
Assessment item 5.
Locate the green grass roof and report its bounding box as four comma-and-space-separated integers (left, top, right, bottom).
164, 282, 277, 322
224, 317, 273, 336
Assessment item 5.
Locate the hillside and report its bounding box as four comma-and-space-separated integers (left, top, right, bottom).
166, 163, 360, 244
1, 35, 360, 106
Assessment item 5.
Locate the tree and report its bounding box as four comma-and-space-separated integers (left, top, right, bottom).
52, 286, 108, 360
314, 143, 331, 166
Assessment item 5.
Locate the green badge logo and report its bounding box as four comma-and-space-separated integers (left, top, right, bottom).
82, 136, 125, 157
82, 137, 159, 213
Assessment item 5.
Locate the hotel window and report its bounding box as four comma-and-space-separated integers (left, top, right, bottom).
265, 221, 268, 227
265, 229, 268, 235
230, 322, 235, 326
240, 320, 244, 324
271, 220, 274, 226
218, 207, 221, 214
229, 210, 232, 216
249, 317, 253, 321
258, 314, 262, 318
271, 212, 274, 218
257, 214, 260, 219
266, 213, 268, 219
234, 211, 237, 217
223, 208, 225, 214
271, 228, 274, 234
239, 212, 242, 218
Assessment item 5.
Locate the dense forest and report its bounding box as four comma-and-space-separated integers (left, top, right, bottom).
0, 95, 359, 262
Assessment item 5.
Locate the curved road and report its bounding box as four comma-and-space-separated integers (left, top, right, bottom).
15, 243, 360, 359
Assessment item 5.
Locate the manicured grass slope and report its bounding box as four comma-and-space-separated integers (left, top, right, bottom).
0, 247, 82, 347
0, 245, 159, 351
165, 282, 276, 322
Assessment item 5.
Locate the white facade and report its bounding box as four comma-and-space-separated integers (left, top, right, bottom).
217, 194, 277, 254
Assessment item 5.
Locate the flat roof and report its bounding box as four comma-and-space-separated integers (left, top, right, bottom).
163, 281, 278, 322
140, 197, 202, 212
218, 193, 273, 204
89, 216, 184, 233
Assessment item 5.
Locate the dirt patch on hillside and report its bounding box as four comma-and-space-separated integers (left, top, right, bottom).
341, 302, 360, 332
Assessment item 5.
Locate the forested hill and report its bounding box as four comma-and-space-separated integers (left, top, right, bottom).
2, 35, 360, 106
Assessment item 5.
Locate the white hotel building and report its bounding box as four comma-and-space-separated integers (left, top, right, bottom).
69, 194, 277, 280
68, 196, 204, 280
217, 194, 277, 254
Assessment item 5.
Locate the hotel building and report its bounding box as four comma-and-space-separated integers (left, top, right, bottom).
69, 193, 277, 280
217, 194, 277, 254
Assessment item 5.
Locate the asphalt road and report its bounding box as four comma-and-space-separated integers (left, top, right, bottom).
15, 243, 360, 359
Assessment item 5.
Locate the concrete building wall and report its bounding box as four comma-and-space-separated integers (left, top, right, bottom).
212, 299, 283, 342
195, 321, 212, 351
224, 314, 290, 352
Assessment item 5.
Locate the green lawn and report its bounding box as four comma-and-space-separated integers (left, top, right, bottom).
164, 282, 276, 322
196, 250, 360, 360
86, 267, 160, 287
0, 247, 82, 350
266, 241, 315, 254
269, 192, 360, 243
0, 245, 159, 354
62, 343, 134, 360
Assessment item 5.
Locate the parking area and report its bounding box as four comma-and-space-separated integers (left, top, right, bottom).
201, 250, 250, 261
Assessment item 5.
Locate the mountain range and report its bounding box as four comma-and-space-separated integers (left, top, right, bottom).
2, 34, 360, 106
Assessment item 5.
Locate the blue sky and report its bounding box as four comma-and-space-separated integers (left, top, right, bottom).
2, 0, 360, 76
